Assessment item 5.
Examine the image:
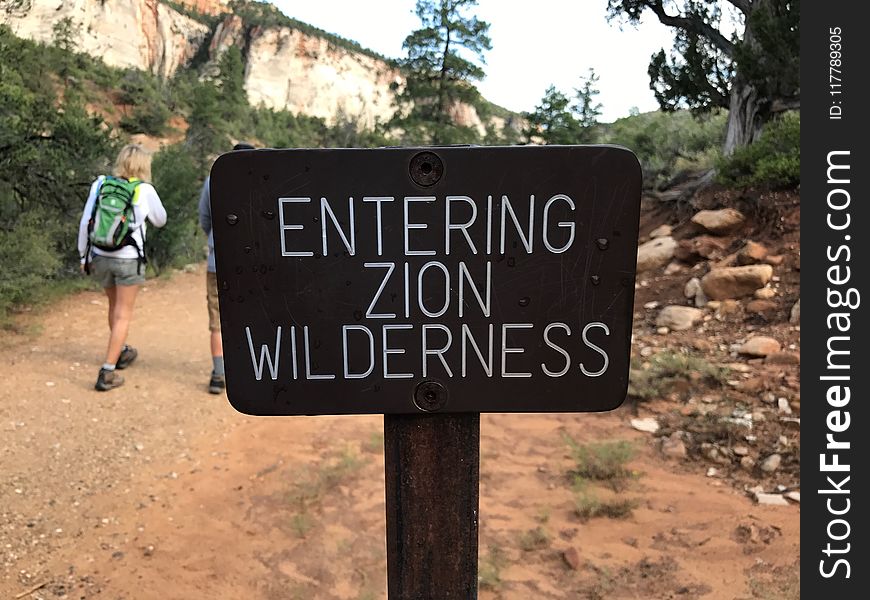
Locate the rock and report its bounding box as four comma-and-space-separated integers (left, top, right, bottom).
656, 306, 704, 331
656, 326, 669, 335
683, 277, 702, 299
649, 224, 673, 238
630, 417, 660, 433
733, 446, 749, 456
737, 241, 768, 265
755, 493, 789, 506
739, 336, 782, 357
785, 491, 800, 503
764, 254, 785, 266
706, 467, 718, 477
644, 301, 660, 309
640, 346, 654, 357
716, 299, 741, 318
701, 265, 774, 300
754, 286, 776, 299
674, 235, 730, 264
760, 453, 782, 473
691, 208, 746, 235
740, 456, 756, 471
789, 299, 800, 324
691, 339, 713, 352
637, 236, 677, 272
766, 351, 800, 365
745, 299, 777, 315
661, 433, 687, 459
664, 261, 683, 275
777, 398, 793, 415
562, 547, 581, 570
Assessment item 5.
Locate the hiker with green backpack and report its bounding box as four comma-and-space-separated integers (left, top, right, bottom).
77, 144, 167, 391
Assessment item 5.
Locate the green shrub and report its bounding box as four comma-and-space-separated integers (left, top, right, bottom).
0, 212, 62, 316
716, 111, 800, 187
148, 143, 207, 272
601, 109, 726, 188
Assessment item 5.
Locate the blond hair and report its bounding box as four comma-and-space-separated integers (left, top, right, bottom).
113, 144, 152, 182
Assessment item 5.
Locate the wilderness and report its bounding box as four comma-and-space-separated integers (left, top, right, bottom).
1, 0, 800, 598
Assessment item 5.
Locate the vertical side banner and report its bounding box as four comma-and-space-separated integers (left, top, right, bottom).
802, 2, 869, 595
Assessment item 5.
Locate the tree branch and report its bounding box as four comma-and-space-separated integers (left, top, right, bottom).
648, 0, 736, 56
725, 0, 752, 16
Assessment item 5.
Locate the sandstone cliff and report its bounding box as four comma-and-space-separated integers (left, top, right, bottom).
3, 0, 495, 131
3, 0, 211, 78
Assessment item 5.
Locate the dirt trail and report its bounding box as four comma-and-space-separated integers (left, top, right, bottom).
1, 265, 798, 599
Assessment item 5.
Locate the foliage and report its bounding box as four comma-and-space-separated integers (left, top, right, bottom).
563, 437, 636, 491
0, 25, 117, 318
391, 0, 491, 145
478, 545, 506, 590
716, 111, 799, 187
0, 212, 62, 316
601, 109, 726, 188
607, 0, 800, 152
629, 349, 730, 401
118, 70, 174, 136
149, 143, 206, 272
524, 69, 602, 144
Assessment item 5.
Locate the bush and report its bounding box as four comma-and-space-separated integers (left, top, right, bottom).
716, 111, 800, 187
601, 109, 726, 188
0, 213, 62, 316
148, 143, 207, 272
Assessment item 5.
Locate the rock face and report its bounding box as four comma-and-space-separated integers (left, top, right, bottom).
237, 25, 402, 128
5, 0, 493, 130
691, 208, 746, 235
636, 236, 677, 272
656, 306, 704, 331
701, 265, 774, 300
5, 0, 212, 78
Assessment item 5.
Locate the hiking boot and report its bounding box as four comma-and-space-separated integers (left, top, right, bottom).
95, 368, 124, 391
116, 345, 138, 370
208, 372, 226, 394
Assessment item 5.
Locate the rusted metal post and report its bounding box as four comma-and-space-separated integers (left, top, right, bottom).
384, 413, 480, 599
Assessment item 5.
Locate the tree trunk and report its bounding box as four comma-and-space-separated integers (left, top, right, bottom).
722, 80, 765, 155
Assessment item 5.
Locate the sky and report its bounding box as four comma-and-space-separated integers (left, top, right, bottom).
270, 0, 679, 122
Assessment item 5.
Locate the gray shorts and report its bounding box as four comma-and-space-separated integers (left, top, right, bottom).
90, 255, 144, 288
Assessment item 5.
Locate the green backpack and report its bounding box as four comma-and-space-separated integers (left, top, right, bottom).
85, 176, 145, 273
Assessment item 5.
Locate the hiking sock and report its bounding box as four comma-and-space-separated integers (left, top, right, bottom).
212, 356, 225, 377
102, 363, 116, 371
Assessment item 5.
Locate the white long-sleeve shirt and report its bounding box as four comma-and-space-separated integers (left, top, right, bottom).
77, 176, 167, 262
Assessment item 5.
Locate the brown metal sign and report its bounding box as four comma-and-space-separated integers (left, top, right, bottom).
210, 146, 641, 415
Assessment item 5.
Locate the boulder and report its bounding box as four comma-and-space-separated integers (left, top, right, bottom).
737, 241, 768, 265
683, 277, 708, 308
766, 351, 800, 365
701, 265, 774, 300
636, 236, 677, 272
745, 299, 777, 315
661, 432, 687, 459
691, 208, 746, 235
755, 493, 789, 506
760, 453, 782, 473
739, 336, 782, 357
656, 306, 704, 331
674, 235, 730, 264
754, 286, 776, 299
649, 224, 673, 239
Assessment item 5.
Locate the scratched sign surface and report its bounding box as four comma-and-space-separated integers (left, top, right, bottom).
210, 146, 642, 415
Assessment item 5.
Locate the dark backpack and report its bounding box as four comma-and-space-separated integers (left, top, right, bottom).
85, 176, 146, 274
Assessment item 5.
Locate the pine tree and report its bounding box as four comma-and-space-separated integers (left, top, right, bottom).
392, 0, 492, 145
